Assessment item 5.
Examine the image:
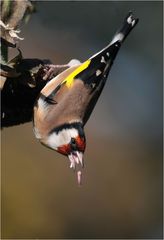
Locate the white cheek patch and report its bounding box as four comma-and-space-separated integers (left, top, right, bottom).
47, 128, 79, 150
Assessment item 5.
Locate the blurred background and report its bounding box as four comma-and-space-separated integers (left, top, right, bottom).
1, 1, 163, 239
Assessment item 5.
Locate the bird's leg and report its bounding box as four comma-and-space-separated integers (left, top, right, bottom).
42, 64, 69, 80
42, 59, 81, 81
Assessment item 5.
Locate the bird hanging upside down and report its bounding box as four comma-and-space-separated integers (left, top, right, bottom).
33, 12, 139, 185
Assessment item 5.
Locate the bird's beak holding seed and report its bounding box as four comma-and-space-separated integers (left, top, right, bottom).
68, 151, 84, 185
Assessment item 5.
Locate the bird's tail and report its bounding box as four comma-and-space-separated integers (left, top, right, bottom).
90, 11, 139, 62
72, 12, 138, 86
110, 11, 139, 45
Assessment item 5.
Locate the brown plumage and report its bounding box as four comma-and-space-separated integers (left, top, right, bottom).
33, 12, 139, 184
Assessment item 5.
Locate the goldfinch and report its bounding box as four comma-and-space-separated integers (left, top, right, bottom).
33, 12, 139, 184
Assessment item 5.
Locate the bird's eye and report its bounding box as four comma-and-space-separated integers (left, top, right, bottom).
71, 138, 76, 144
70, 138, 77, 151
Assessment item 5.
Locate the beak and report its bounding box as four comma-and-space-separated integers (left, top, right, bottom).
68, 151, 84, 185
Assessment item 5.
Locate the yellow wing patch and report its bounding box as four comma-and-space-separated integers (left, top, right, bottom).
63, 59, 91, 88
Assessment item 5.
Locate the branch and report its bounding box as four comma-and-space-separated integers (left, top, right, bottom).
1, 59, 72, 127
1, 0, 80, 128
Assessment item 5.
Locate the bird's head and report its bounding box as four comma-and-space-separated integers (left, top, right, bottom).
46, 122, 86, 184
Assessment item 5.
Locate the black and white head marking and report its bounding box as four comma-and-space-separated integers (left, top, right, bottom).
47, 122, 84, 150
